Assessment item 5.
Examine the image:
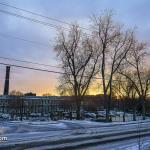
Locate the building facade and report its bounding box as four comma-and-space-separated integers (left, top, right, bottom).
0, 95, 106, 118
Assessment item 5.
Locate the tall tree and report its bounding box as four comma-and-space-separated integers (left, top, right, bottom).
55, 24, 100, 119
113, 75, 138, 121
91, 11, 134, 121
118, 40, 150, 119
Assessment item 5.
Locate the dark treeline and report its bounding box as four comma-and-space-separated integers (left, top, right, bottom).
1, 95, 150, 121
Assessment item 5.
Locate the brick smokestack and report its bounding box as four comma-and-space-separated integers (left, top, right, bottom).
3, 66, 10, 95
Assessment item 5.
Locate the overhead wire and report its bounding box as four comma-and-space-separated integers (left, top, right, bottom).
0, 2, 144, 85
0, 62, 102, 80
0, 61, 136, 83
0, 32, 53, 47
0, 56, 61, 68
0, 9, 70, 31
0, 1, 91, 32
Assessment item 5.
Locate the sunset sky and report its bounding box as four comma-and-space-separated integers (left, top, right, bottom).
0, 0, 150, 95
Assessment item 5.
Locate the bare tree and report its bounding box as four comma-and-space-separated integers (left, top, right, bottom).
55, 24, 100, 119
8, 96, 25, 121
91, 11, 134, 121
42, 93, 52, 96
10, 90, 24, 96
113, 75, 138, 121
118, 40, 150, 120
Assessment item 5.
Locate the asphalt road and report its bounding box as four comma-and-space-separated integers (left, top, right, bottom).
78, 136, 150, 150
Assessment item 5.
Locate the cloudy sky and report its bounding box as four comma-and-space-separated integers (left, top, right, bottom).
0, 0, 150, 95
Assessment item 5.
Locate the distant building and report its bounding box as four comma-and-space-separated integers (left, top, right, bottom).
0, 95, 60, 119
0, 95, 106, 118
24, 92, 36, 96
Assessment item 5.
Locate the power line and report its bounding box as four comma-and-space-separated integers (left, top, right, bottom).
0, 62, 144, 84
0, 2, 144, 85
0, 32, 53, 47
0, 9, 70, 31
0, 56, 61, 68
0, 61, 135, 83
0, 62, 66, 75
0, 62, 102, 80
0, 7, 93, 46
0, 2, 70, 25
0, 1, 91, 32
0, 8, 93, 38
0, 31, 86, 56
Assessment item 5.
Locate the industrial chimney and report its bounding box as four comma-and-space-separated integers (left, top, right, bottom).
3, 66, 10, 95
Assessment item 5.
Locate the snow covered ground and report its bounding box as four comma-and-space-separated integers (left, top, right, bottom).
1, 119, 150, 135
1, 120, 150, 149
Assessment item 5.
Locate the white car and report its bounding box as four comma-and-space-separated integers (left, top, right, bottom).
84, 112, 96, 118
1, 114, 11, 119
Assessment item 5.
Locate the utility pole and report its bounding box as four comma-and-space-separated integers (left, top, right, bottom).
3, 66, 10, 95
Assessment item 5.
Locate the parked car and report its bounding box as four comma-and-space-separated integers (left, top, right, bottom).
0, 113, 11, 120
84, 112, 96, 119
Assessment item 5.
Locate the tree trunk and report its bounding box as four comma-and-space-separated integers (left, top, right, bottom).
106, 80, 112, 122
140, 96, 145, 120
76, 98, 81, 120
123, 99, 126, 122
104, 93, 109, 121
142, 101, 145, 120
76, 106, 81, 120
106, 97, 111, 122
133, 106, 136, 121
20, 99, 23, 121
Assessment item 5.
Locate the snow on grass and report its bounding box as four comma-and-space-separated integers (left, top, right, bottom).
0, 120, 69, 135
0, 119, 150, 136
